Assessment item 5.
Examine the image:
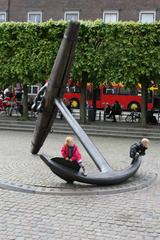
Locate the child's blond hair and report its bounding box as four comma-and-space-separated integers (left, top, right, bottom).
141, 138, 149, 144
141, 138, 150, 148
65, 136, 74, 145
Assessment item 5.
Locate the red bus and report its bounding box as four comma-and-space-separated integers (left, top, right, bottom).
64, 82, 155, 111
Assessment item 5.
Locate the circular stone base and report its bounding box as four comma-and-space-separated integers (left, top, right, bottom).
0, 172, 157, 196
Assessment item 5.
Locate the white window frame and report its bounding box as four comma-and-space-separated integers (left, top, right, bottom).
103, 11, 119, 23
139, 11, 156, 23
0, 11, 7, 22
28, 85, 40, 96
27, 11, 42, 23
64, 11, 79, 21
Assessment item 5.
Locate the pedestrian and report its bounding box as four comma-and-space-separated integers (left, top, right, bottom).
130, 138, 150, 164
4, 86, 12, 98
107, 100, 122, 122
66, 99, 72, 113
15, 86, 23, 101
61, 136, 87, 176
59, 99, 68, 120
104, 102, 111, 120
146, 109, 158, 125
0, 95, 3, 111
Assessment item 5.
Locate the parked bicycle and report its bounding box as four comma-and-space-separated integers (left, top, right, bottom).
125, 111, 141, 123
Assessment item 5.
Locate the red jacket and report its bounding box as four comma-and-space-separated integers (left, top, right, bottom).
61, 144, 81, 162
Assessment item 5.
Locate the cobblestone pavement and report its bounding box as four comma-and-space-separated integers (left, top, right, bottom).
0, 131, 159, 239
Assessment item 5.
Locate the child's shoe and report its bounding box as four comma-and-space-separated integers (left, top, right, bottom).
82, 171, 87, 176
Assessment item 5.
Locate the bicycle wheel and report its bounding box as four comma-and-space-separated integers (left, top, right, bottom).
125, 115, 133, 122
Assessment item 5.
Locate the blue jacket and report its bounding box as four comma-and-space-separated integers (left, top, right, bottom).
130, 142, 146, 158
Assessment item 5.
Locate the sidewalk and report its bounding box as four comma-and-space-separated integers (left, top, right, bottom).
0, 130, 159, 239
0, 113, 160, 129
0, 114, 160, 140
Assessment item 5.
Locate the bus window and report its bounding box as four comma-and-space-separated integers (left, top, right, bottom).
148, 90, 153, 103
103, 88, 115, 95
137, 90, 142, 96
103, 87, 120, 95
87, 89, 93, 100
75, 86, 81, 93
130, 89, 137, 96
95, 88, 100, 100
66, 86, 70, 93
87, 88, 100, 100
119, 88, 130, 95
66, 85, 81, 93
70, 86, 76, 93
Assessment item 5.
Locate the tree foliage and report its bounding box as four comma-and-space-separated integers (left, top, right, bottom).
0, 20, 160, 87
72, 20, 107, 84
101, 22, 160, 86
72, 20, 160, 87
0, 21, 66, 86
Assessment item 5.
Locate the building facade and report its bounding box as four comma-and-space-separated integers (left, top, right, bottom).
0, 0, 160, 24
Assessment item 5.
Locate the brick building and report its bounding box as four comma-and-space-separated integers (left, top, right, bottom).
0, 0, 160, 24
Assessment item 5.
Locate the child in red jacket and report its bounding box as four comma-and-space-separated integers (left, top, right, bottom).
61, 136, 87, 176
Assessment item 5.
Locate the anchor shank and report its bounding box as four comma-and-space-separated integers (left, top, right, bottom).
31, 22, 79, 154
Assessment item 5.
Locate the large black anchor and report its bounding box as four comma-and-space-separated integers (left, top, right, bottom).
31, 22, 141, 186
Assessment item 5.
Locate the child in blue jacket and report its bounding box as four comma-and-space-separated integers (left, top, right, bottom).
130, 138, 149, 164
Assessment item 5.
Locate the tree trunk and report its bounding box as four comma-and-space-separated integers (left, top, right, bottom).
141, 80, 148, 127
8, 0, 11, 21
22, 84, 28, 120
92, 86, 97, 121
80, 72, 87, 124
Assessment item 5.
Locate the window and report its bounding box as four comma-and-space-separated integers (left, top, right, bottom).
139, 11, 156, 23
28, 85, 40, 95
119, 88, 130, 95
94, 88, 100, 100
64, 11, 79, 21
65, 85, 80, 93
103, 11, 119, 23
0, 12, 6, 22
103, 88, 117, 95
87, 89, 93, 100
28, 12, 42, 23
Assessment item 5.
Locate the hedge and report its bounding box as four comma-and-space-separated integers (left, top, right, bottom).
0, 20, 160, 86
0, 20, 160, 123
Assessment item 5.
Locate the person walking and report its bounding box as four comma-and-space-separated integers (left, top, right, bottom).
107, 101, 122, 122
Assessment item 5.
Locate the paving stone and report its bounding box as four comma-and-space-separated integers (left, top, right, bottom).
0, 131, 159, 239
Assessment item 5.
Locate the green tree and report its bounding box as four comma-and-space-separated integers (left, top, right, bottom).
102, 22, 160, 126
0, 20, 160, 125
72, 21, 106, 123
0, 21, 65, 118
